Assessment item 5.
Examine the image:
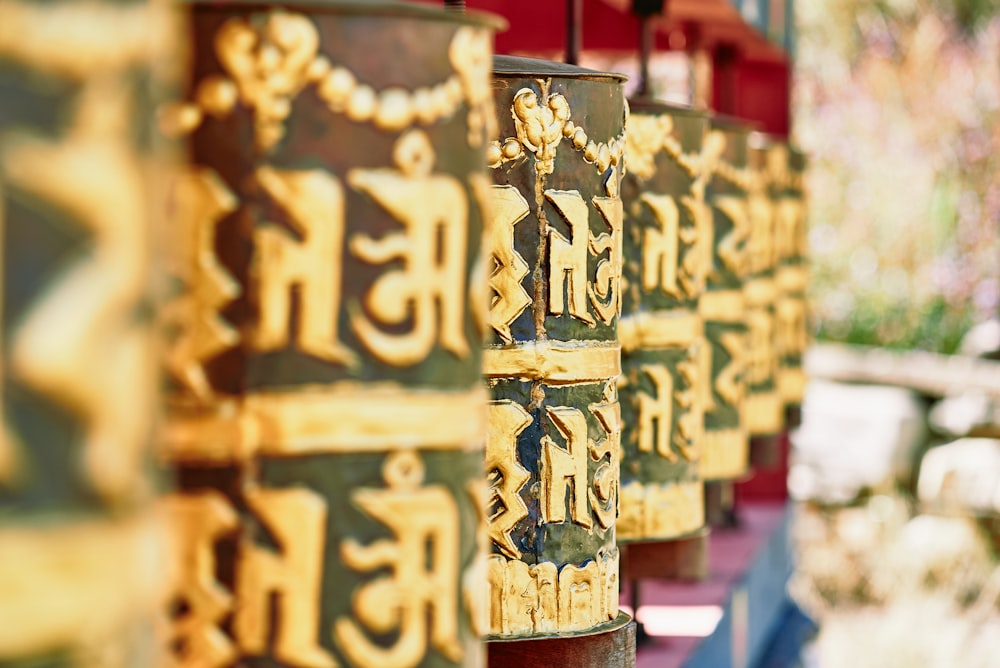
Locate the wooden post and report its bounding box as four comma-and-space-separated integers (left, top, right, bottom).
0, 0, 174, 661
701, 118, 752, 522
617, 101, 714, 567
484, 55, 634, 665
156, 4, 502, 666
773, 144, 809, 427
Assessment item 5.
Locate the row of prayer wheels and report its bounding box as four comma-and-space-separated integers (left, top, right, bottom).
0, 1, 808, 666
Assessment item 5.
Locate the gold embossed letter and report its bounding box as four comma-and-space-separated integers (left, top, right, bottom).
235, 487, 335, 668
541, 406, 592, 528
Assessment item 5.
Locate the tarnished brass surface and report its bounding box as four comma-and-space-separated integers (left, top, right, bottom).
744, 135, 783, 438
774, 145, 809, 406
616, 102, 715, 541
484, 55, 626, 638
160, 5, 498, 667
0, 0, 174, 662
701, 118, 751, 481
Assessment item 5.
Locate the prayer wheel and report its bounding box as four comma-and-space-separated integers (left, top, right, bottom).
157, 3, 501, 666
744, 134, 784, 461
616, 102, 714, 542
483, 56, 628, 642
700, 118, 751, 481
774, 145, 809, 422
0, 0, 173, 662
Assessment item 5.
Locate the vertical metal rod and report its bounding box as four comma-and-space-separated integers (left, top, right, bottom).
566, 0, 582, 64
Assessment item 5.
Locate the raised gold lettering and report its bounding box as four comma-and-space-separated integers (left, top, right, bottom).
714, 196, 750, 277
637, 365, 674, 459
716, 331, 747, 407
253, 165, 355, 366
348, 130, 469, 365
546, 189, 595, 325
335, 451, 461, 668
486, 401, 532, 559
588, 383, 620, 530
588, 196, 623, 324
164, 168, 239, 401
235, 487, 335, 668
540, 406, 591, 528
487, 185, 532, 343
163, 492, 239, 668
640, 193, 680, 295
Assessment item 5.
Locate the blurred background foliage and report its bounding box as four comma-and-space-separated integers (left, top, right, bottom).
796, 0, 1000, 353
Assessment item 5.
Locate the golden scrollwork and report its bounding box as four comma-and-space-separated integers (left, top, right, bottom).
163, 168, 240, 401
745, 390, 784, 435
487, 400, 533, 559
160, 13, 495, 149
162, 386, 488, 463
335, 451, 462, 668
487, 185, 532, 343
487, 548, 619, 635
617, 480, 704, 540
488, 86, 626, 179
348, 130, 470, 365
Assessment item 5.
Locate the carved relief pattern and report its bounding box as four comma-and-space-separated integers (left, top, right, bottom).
485, 69, 626, 636
700, 124, 752, 480
617, 107, 711, 540
161, 8, 496, 668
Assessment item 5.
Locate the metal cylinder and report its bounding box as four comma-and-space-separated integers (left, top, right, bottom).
0, 0, 173, 662
616, 102, 712, 541
700, 118, 751, 481
483, 56, 627, 638
744, 134, 784, 439
774, 145, 809, 411
157, 4, 502, 666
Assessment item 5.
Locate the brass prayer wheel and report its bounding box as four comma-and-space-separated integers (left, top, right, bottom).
743, 134, 784, 440
484, 56, 627, 638
0, 0, 173, 661
158, 3, 501, 666
700, 118, 751, 481
774, 145, 809, 412
616, 101, 714, 541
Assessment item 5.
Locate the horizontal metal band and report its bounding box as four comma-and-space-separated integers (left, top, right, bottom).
619, 312, 701, 352
745, 391, 785, 436
162, 386, 487, 462
617, 479, 704, 541
0, 515, 161, 660
778, 368, 808, 404
483, 341, 621, 382
743, 277, 777, 308
699, 290, 745, 322
776, 265, 809, 293
700, 428, 749, 481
